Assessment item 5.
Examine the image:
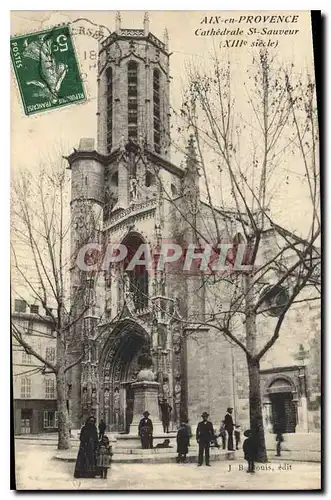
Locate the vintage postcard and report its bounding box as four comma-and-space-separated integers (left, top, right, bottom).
11, 10, 321, 491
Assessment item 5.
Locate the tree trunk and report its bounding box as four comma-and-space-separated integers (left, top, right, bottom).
247, 356, 267, 462
56, 366, 70, 450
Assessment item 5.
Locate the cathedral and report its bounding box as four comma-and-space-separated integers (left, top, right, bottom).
66, 13, 320, 435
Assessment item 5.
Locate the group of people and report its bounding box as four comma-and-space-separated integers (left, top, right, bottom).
195, 409, 240, 466
136, 407, 240, 466
218, 407, 241, 451
74, 416, 113, 479
74, 410, 285, 477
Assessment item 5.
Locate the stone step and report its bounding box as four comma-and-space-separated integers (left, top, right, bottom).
54, 448, 234, 464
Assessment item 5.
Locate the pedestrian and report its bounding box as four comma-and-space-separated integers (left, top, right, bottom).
138, 411, 153, 449
176, 422, 190, 463
96, 435, 113, 479
276, 429, 284, 457
243, 429, 257, 473
182, 415, 192, 440
159, 398, 172, 433
196, 411, 215, 467
74, 416, 99, 478
210, 425, 221, 449
98, 418, 106, 441
218, 420, 227, 449
234, 424, 241, 450
224, 407, 235, 451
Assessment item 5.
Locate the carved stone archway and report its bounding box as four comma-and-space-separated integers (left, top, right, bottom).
264, 376, 298, 433
99, 320, 150, 433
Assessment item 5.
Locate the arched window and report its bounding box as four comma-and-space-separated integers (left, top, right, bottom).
124, 234, 148, 311
171, 183, 178, 197
153, 69, 161, 153
106, 67, 113, 154
128, 61, 138, 143
110, 171, 118, 187
145, 171, 155, 187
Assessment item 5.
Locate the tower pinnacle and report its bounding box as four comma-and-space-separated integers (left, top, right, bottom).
143, 12, 150, 35
163, 28, 169, 51
115, 11, 121, 33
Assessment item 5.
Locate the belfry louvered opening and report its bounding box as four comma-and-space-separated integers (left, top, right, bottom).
153, 69, 161, 153
128, 61, 138, 143
106, 67, 113, 154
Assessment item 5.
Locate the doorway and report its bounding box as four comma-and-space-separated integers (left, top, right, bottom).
270, 392, 297, 433
21, 409, 32, 434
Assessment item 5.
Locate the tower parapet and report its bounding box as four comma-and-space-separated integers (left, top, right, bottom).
97, 14, 171, 157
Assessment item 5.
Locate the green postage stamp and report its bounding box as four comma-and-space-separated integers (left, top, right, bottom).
10, 25, 86, 116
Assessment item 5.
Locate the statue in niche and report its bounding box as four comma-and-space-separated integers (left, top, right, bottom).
113, 386, 120, 428
130, 177, 140, 202
174, 379, 181, 421
91, 387, 97, 408
82, 386, 88, 408
104, 387, 110, 406
172, 329, 182, 355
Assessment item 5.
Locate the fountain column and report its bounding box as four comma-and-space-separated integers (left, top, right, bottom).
129, 368, 163, 434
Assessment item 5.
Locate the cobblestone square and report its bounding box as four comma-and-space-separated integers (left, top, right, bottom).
14, 441, 321, 491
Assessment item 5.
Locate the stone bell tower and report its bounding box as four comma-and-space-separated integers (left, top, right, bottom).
96, 11, 172, 217
97, 11, 170, 157
67, 13, 187, 431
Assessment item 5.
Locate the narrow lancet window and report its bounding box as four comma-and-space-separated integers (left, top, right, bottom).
106, 67, 113, 154
128, 61, 138, 143
153, 69, 161, 153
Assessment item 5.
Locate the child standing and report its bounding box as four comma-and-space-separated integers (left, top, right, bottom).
243, 429, 257, 474
97, 435, 113, 479
218, 420, 227, 450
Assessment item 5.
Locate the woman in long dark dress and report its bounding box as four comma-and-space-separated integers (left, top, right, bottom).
176, 422, 190, 463
74, 416, 99, 478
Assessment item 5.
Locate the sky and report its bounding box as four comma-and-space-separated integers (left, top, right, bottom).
11, 10, 318, 240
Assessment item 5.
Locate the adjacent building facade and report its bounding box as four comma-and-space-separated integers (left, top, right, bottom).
12, 299, 58, 434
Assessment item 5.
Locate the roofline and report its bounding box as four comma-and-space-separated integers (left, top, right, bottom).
100, 31, 169, 57
11, 312, 54, 324
65, 147, 184, 178
260, 365, 305, 375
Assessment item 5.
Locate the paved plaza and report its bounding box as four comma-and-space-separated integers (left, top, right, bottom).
14, 441, 321, 491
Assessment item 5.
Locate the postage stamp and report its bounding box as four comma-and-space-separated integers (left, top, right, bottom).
10, 25, 86, 116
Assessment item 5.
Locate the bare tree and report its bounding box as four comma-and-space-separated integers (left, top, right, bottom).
11, 155, 123, 449
161, 49, 320, 461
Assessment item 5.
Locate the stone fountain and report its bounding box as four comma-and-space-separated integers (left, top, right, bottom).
129, 346, 163, 434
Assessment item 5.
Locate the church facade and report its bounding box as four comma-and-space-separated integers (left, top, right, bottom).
66, 14, 320, 435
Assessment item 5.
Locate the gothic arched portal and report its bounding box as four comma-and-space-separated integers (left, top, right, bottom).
99, 320, 149, 433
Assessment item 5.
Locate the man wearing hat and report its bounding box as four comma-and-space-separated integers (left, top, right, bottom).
224, 407, 235, 451
196, 412, 215, 466
159, 398, 172, 434
138, 411, 153, 449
